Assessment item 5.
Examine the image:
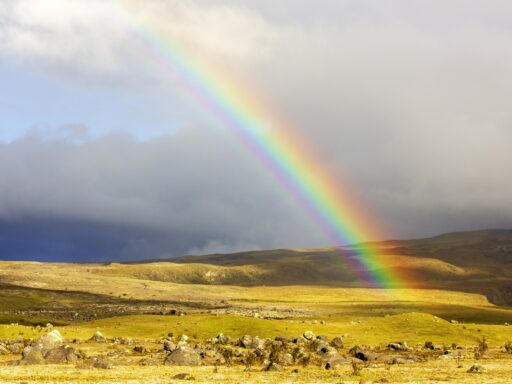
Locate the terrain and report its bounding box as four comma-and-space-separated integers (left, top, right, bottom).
0, 229, 511, 383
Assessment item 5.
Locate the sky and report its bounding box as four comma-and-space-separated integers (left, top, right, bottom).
1, 0, 512, 261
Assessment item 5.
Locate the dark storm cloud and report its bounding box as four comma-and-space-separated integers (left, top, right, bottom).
0, 129, 326, 261
0, 217, 188, 262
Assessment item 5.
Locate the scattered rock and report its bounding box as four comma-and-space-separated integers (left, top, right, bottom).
172, 373, 194, 380
19, 330, 80, 365
44, 346, 83, 364
216, 333, 230, 345
179, 334, 189, 342
387, 342, 408, 351
31, 330, 63, 350
303, 331, 315, 341
89, 331, 106, 342
239, 335, 253, 348
330, 336, 344, 349
133, 345, 147, 354
467, 364, 485, 373
348, 346, 379, 361
20, 349, 46, 365
163, 339, 176, 352
264, 362, 284, 372
320, 346, 348, 367
93, 359, 113, 369
270, 351, 293, 366
164, 346, 201, 366
311, 338, 329, 352
251, 337, 266, 350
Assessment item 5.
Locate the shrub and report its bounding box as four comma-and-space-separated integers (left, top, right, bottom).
474, 337, 488, 360
351, 361, 363, 376
221, 347, 234, 367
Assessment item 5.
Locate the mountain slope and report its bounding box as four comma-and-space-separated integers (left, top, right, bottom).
1, 230, 511, 305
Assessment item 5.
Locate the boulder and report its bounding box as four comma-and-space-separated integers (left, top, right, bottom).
320, 346, 348, 366
163, 339, 176, 352
89, 331, 106, 342
133, 345, 147, 354
20, 348, 46, 365
164, 347, 201, 366
0, 345, 9, 355
179, 334, 189, 342
330, 336, 344, 349
348, 346, 379, 361
239, 335, 253, 348
467, 364, 485, 373
19, 330, 79, 365
251, 337, 266, 350
44, 346, 82, 364
201, 348, 225, 365
275, 335, 290, 343
32, 330, 63, 350
387, 342, 409, 351
216, 333, 230, 345
311, 339, 329, 352
303, 331, 315, 341
270, 352, 293, 366
9, 343, 22, 354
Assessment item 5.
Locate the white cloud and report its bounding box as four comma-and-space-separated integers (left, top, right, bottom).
0, 0, 276, 78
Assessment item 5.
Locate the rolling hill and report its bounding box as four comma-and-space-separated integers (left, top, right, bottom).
133, 229, 512, 305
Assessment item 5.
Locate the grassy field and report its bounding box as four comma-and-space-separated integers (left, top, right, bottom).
2, 311, 512, 347
1, 310, 512, 383
2, 360, 512, 384
1, 231, 512, 382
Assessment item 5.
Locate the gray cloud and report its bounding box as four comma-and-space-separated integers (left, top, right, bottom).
0, 129, 327, 260
0, 1, 512, 260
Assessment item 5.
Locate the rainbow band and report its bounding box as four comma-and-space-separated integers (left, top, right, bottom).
108, 1, 405, 289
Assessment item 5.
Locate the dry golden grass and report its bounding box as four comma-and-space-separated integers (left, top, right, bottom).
1, 258, 512, 383
0, 356, 511, 383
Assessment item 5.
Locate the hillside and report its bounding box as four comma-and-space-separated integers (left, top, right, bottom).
1, 229, 510, 307
159, 229, 512, 305
4, 229, 500, 305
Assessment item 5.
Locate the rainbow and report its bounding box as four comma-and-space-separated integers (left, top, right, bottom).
106, 1, 409, 290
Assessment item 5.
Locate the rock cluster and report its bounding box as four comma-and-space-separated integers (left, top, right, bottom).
19, 330, 84, 365
5, 329, 462, 371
